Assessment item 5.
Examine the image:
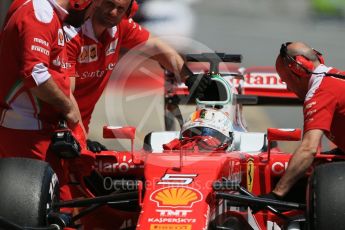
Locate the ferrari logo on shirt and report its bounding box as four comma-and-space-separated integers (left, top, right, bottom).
78, 45, 98, 63
58, 29, 64, 46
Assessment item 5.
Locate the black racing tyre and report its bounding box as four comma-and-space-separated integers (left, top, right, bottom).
307, 162, 345, 230
210, 213, 252, 230
0, 157, 59, 228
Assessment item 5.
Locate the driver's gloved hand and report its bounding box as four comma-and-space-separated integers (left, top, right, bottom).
185, 74, 212, 99
250, 192, 283, 214
87, 139, 108, 153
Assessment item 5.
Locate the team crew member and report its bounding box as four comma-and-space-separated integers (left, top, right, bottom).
0, 0, 93, 201
261, 42, 345, 201
65, 0, 203, 152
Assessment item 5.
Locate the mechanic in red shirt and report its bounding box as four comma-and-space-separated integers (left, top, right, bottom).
65, 0, 204, 152
263, 42, 345, 201
0, 0, 94, 202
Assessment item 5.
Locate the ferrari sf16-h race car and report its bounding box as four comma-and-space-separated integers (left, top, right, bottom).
1, 53, 345, 230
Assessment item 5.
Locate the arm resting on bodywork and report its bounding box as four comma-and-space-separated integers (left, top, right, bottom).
273, 129, 323, 197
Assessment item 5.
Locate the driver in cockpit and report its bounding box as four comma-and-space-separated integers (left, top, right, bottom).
178, 107, 234, 151
163, 77, 237, 151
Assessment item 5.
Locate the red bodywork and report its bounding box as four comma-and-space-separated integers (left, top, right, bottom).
67, 128, 345, 230
66, 64, 345, 229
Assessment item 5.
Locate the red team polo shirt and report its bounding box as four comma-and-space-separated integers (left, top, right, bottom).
0, 0, 70, 130
303, 65, 345, 151
64, 18, 149, 132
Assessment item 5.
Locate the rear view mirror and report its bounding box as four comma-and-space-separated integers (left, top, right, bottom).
103, 126, 136, 156
103, 126, 136, 140
267, 128, 301, 142
266, 128, 301, 161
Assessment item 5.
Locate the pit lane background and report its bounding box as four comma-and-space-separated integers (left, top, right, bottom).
1, 0, 345, 152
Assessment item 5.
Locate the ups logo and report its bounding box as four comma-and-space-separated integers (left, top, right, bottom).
89, 45, 97, 61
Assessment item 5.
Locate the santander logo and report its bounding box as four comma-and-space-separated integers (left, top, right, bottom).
230, 72, 286, 89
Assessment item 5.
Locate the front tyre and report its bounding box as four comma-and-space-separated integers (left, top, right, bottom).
307, 162, 345, 230
0, 157, 59, 228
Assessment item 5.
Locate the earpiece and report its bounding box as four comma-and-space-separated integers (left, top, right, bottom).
280, 42, 345, 80
69, 0, 92, 11
288, 55, 314, 78
280, 42, 325, 78
126, 0, 135, 17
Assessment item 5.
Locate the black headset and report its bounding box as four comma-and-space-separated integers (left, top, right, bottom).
126, 0, 134, 17
280, 42, 345, 80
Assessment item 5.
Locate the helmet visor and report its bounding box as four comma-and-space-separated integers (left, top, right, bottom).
182, 127, 230, 145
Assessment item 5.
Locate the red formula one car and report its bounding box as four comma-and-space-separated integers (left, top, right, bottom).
0, 53, 344, 230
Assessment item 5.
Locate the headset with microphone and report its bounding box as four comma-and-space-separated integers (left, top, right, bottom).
127, 0, 135, 17
69, 0, 93, 11
280, 42, 345, 79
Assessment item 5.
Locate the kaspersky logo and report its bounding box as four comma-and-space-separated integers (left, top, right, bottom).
150, 187, 203, 208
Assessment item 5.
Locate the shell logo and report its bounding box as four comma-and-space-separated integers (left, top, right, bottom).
150, 187, 203, 208
79, 48, 88, 61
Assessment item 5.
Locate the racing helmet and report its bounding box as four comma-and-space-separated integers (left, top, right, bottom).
181, 108, 233, 148
69, 0, 92, 10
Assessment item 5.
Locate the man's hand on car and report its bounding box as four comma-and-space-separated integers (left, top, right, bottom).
185, 74, 212, 99
87, 139, 108, 153
65, 104, 80, 128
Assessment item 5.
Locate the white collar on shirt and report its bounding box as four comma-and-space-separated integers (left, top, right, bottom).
108, 26, 117, 38
82, 18, 98, 42
82, 18, 118, 42
47, 0, 68, 20
305, 64, 332, 101
309, 64, 332, 87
